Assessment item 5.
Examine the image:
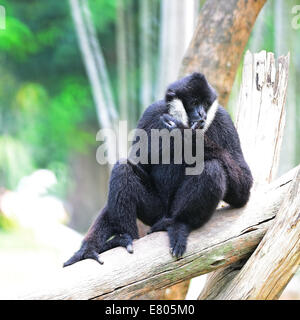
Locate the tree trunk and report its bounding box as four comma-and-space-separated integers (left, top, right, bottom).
180, 0, 267, 107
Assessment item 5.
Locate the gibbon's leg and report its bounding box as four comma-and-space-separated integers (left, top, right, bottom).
64, 161, 163, 267
147, 217, 173, 234
167, 159, 227, 258
222, 156, 253, 208
204, 135, 253, 209
63, 206, 112, 266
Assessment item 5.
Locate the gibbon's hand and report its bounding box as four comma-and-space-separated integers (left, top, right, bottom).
160, 113, 187, 130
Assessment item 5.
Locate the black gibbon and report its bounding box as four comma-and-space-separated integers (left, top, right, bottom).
64, 72, 253, 266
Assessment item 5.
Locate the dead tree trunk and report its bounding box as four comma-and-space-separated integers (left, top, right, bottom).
180, 0, 266, 106
198, 51, 292, 300
212, 168, 300, 300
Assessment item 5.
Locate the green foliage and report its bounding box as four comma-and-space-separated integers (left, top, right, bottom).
40, 78, 94, 161
0, 17, 39, 60
0, 0, 117, 197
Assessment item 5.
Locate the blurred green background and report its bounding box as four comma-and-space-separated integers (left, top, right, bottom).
0, 0, 299, 299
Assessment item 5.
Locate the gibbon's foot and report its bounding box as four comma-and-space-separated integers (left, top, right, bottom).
63, 233, 134, 267
147, 217, 173, 234
103, 233, 134, 254
167, 222, 189, 258
63, 241, 103, 267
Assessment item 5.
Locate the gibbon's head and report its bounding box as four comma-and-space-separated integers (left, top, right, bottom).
165, 72, 218, 130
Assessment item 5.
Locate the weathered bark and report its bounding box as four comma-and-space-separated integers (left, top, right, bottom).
198, 168, 300, 300
180, 0, 266, 107
197, 260, 246, 300
211, 167, 300, 300
198, 51, 290, 300
275, 0, 298, 176
9, 166, 298, 300
235, 51, 289, 186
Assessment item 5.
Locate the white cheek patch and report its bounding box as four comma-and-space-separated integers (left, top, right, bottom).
168, 98, 219, 131
168, 98, 189, 127
203, 99, 218, 132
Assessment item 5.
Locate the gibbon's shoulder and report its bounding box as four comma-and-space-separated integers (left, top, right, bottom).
211, 104, 236, 130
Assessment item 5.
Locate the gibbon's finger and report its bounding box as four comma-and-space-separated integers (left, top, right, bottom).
121, 233, 134, 254
63, 251, 82, 267
160, 114, 176, 129
103, 233, 134, 254
63, 249, 103, 267
191, 121, 199, 130
171, 241, 186, 258
87, 251, 104, 265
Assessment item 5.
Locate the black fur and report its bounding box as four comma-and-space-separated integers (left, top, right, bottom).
64, 72, 253, 267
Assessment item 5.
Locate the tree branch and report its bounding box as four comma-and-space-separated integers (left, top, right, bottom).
208, 167, 300, 300
11, 166, 298, 300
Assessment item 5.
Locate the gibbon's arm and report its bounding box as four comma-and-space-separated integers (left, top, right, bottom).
135, 100, 168, 132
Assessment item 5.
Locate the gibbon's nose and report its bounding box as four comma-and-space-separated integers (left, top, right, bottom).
197, 110, 206, 129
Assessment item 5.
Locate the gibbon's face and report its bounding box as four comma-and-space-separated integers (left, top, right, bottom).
165, 72, 217, 129
185, 102, 207, 129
